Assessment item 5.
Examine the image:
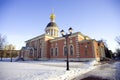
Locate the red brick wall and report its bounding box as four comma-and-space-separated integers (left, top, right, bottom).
50, 36, 78, 58
93, 41, 100, 58
79, 41, 94, 58
45, 38, 51, 58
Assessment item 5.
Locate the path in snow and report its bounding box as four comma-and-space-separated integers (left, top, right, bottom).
73, 61, 120, 80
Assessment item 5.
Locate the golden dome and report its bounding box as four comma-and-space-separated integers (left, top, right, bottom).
50, 13, 55, 19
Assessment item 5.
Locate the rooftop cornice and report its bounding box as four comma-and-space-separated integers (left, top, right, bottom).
50, 32, 90, 42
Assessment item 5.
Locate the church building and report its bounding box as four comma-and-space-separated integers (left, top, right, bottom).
20, 13, 106, 61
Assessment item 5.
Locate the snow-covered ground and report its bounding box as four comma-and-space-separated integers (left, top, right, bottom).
0, 60, 98, 80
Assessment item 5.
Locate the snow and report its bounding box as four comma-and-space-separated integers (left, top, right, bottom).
74, 61, 120, 80
0, 60, 98, 80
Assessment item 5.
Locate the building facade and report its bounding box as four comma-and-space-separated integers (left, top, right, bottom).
20, 13, 106, 61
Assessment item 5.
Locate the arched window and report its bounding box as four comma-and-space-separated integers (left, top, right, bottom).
70, 45, 74, 56
64, 46, 67, 56
55, 48, 58, 56
51, 48, 53, 56
38, 48, 41, 58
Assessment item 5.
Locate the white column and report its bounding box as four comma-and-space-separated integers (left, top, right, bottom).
56, 30, 58, 36
54, 29, 55, 36
50, 29, 51, 36
52, 29, 54, 36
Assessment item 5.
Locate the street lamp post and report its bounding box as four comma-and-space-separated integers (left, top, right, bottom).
60, 27, 73, 71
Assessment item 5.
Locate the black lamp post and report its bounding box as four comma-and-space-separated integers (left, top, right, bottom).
60, 27, 73, 71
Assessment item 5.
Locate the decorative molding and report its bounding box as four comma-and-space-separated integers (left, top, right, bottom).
50, 32, 86, 42
76, 36, 80, 57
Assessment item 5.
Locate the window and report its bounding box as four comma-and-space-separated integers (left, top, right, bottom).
29, 49, 33, 56
51, 48, 53, 56
64, 46, 67, 56
55, 48, 58, 56
39, 39, 41, 45
38, 48, 41, 58
70, 45, 74, 56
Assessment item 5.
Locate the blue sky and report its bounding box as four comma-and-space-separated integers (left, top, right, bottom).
0, 0, 120, 52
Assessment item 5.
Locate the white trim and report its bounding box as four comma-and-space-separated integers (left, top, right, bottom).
78, 35, 84, 40
92, 41, 95, 57
76, 36, 80, 57
96, 58, 100, 61
25, 34, 45, 42
49, 58, 97, 61
50, 32, 86, 42
26, 34, 54, 43
45, 27, 59, 31
38, 58, 49, 60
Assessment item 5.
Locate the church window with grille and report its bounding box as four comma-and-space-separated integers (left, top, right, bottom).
51, 48, 54, 56
70, 45, 74, 56
55, 48, 58, 56
38, 48, 41, 58
64, 46, 67, 56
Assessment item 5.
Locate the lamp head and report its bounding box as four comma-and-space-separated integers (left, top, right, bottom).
69, 27, 73, 34
60, 30, 65, 36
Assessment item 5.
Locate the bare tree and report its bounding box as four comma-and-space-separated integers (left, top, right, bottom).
4, 44, 15, 50
4, 44, 15, 62
0, 34, 6, 60
116, 36, 120, 45
100, 39, 108, 47
0, 34, 6, 50
99, 39, 113, 58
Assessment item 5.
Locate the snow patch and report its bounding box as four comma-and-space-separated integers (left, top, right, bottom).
89, 60, 100, 66
0, 60, 98, 80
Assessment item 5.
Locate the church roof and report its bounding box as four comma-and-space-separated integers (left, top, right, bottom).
25, 34, 54, 42
46, 22, 58, 28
